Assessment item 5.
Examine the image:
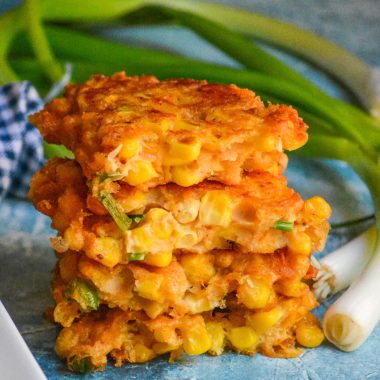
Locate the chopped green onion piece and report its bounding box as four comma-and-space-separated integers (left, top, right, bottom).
64, 278, 99, 312
69, 356, 95, 374
97, 171, 123, 183
128, 252, 146, 261
43, 142, 74, 159
98, 190, 132, 232
128, 214, 145, 224
274, 220, 294, 232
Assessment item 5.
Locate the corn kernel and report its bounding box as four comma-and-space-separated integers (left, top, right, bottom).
78, 259, 109, 290
214, 251, 234, 268
173, 118, 196, 131
304, 196, 332, 219
206, 322, 225, 355
237, 277, 271, 309
63, 226, 84, 251
267, 163, 279, 176
135, 274, 163, 301
143, 301, 166, 319
126, 160, 157, 186
286, 121, 306, 150
163, 136, 202, 166
132, 343, 156, 363
128, 226, 153, 252
152, 342, 180, 354
90, 237, 121, 268
145, 208, 168, 221
182, 324, 212, 355
180, 253, 215, 284
53, 300, 80, 327
276, 279, 309, 297
170, 165, 203, 187
119, 138, 139, 160
146, 208, 173, 239
118, 190, 146, 213
160, 119, 172, 133
176, 229, 199, 249
199, 190, 232, 227
144, 251, 173, 267
174, 199, 200, 223
153, 326, 176, 343
228, 326, 258, 350
288, 231, 312, 256
247, 307, 282, 333
253, 133, 280, 152
296, 323, 324, 348
142, 118, 172, 133
184, 293, 212, 313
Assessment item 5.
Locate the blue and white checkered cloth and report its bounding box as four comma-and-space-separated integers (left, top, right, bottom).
0, 82, 45, 201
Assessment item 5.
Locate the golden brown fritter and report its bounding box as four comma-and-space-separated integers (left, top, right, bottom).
29, 72, 308, 189
29, 158, 330, 268
55, 293, 319, 372
52, 248, 316, 326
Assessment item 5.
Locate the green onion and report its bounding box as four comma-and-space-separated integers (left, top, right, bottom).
274, 220, 294, 232
331, 215, 375, 229
128, 214, 145, 224
296, 134, 380, 351
24, 0, 62, 82
128, 252, 146, 262
96, 171, 123, 183
98, 190, 132, 232
312, 227, 376, 300
64, 278, 99, 312
69, 356, 95, 374
151, 1, 380, 118
43, 141, 74, 159
156, 6, 316, 94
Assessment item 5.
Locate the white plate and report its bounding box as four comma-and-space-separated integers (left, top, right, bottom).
0, 301, 47, 380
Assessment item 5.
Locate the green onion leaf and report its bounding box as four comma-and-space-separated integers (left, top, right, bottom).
128, 214, 145, 224
69, 356, 95, 374
64, 278, 99, 312
24, 0, 63, 83
274, 220, 294, 232
98, 190, 132, 232
128, 252, 146, 261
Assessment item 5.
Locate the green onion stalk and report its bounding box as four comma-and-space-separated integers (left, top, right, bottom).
156, 1, 380, 119
297, 135, 380, 351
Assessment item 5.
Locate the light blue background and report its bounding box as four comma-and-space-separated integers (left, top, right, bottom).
0, 1, 379, 379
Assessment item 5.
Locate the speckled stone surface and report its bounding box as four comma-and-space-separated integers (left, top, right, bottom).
1, 0, 380, 379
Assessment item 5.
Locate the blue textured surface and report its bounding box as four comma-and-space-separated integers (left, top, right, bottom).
1, 0, 380, 379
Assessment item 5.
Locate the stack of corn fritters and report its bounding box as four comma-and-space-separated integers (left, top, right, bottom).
29, 72, 331, 373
